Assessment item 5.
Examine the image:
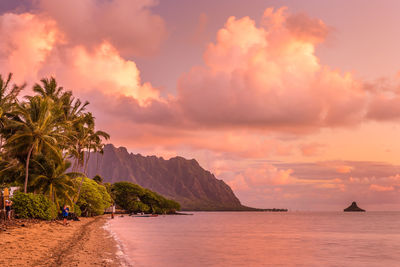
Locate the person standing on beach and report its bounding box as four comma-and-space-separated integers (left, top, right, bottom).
62, 205, 69, 225
111, 204, 115, 219
5, 199, 12, 220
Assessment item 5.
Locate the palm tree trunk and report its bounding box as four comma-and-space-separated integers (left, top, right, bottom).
72, 157, 78, 173
49, 184, 53, 202
74, 177, 84, 204
72, 144, 81, 173
24, 144, 34, 193
83, 149, 91, 175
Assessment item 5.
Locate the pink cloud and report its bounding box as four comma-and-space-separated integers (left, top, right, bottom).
0, 13, 61, 84
228, 173, 250, 192
219, 160, 400, 210
3, 6, 400, 152
0, 12, 162, 106
367, 93, 400, 120
336, 165, 353, 174
300, 142, 324, 157
285, 12, 330, 44
42, 42, 161, 105
220, 162, 400, 211
190, 13, 209, 44
362, 77, 400, 121
4, 2, 400, 213
369, 184, 395, 192
3, 5, 400, 211
242, 164, 295, 186
38, 0, 167, 57
177, 7, 366, 131
224, 163, 297, 196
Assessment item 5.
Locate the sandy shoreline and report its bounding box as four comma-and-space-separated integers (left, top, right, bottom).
0, 216, 123, 266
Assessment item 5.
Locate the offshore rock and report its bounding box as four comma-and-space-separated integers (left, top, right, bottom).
344, 202, 365, 212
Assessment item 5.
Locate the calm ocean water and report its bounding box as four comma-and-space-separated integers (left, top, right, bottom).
107, 212, 400, 266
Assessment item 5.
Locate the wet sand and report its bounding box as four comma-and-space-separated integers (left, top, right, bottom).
0, 216, 122, 266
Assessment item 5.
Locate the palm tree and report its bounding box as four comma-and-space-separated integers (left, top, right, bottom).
30, 153, 82, 209
83, 129, 110, 174
0, 73, 25, 149
4, 96, 66, 193
33, 77, 65, 101
68, 113, 93, 172
72, 113, 109, 203
60, 93, 89, 123
0, 157, 24, 186
0, 76, 110, 206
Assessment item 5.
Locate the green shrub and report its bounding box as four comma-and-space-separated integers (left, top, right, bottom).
76, 177, 112, 216
92, 175, 103, 184
12, 191, 57, 220
112, 181, 181, 214
72, 203, 82, 217
112, 182, 145, 213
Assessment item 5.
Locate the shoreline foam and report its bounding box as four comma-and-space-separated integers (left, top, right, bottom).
103, 218, 134, 266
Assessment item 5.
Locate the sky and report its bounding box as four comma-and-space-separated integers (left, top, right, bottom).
1, 0, 400, 210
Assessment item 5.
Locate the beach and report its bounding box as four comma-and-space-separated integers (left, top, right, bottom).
0, 216, 122, 266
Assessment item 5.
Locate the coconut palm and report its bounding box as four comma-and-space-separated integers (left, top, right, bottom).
60, 93, 89, 122
83, 129, 110, 174
68, 113, 94, 172
4, 96, 66, 193
0, 76, 111, 213
72, 113, 109, 203
32, 77, 65, 101
0, 73, 25, 149
30, 153, 82, 208
0, 157, 24, 186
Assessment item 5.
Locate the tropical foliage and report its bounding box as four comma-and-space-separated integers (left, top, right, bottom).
1, 73, 181, 219
12, 191, 58, 220
0, 74, 110, 217
112, 182, 181, 214
76, 177, 112, 216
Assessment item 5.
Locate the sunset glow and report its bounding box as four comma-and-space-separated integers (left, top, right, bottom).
2, 0, 400, 210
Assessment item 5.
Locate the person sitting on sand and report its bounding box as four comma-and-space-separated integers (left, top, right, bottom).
62, 205, 69, 225
5, 199, 12, 220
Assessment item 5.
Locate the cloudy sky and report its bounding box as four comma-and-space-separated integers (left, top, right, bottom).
2, 0, 400, 210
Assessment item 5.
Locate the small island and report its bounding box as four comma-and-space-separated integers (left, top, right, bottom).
344, 201, 365, 212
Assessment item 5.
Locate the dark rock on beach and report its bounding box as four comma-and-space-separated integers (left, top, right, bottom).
344, 201, 365, 212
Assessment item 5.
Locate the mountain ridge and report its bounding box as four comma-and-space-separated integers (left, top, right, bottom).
85, 144, 253, 210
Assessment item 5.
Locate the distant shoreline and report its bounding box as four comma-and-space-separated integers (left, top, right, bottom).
181, 206, 288, 212
181, 209, 288, 212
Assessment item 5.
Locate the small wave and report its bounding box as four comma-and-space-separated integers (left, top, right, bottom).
103, 219, 134, 266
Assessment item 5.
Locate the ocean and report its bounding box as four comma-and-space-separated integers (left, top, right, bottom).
106, 212, 400, 266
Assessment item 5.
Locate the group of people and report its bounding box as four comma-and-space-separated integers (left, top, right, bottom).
2, 199, 70, 226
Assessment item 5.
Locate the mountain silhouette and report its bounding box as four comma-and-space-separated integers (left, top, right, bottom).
85, 144, 251, 210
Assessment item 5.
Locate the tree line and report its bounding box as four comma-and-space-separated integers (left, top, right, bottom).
110, 181, 181, 214
0, 73, 180, 218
